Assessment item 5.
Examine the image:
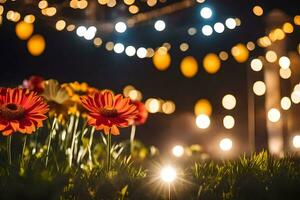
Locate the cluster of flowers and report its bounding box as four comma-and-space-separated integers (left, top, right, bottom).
0, 76, 149, 169
0, 76, 148, 136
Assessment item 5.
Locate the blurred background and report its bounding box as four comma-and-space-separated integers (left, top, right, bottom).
0, 0, 300, 158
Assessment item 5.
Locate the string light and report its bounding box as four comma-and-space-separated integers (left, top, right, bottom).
125, 46, 136, 56
196, 114, 210, 129
115, 22, 127, 33
154, 20, 166, 31
172, 145, 184, 157
267, 108, 281, 123
278, 56, 290, 69
253, 81, 266, 96
281, 97, 291, 110
250, 58, 263, 71
160, 166, 177, 183
202, 25, 213, 36
113, 43, 125, 53
225, 18, 236, 29
293, 135, 300, 148
279, 68, 291, 79
214, 22, 225, 33
200, 7, 212, 19
222, 94, 236, 110
137, 47, 147, 58
219, 138, 233, 152
223, 115, 235, 129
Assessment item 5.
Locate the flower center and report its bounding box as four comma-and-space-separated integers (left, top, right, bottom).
0, 103, 25, 120
100, 107, 118, 118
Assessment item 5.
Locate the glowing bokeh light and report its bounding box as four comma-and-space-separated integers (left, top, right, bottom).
180, 56, 198, 78
15, 21, 34, 40
279, 68, 291, 79
214, 22, 225, 33
113, 43, 125, 53
281, 97, 291, 110
76, 26, 86, 37
172, 145, 184, 157
203, 53, 221, 74
154, 20, 166, 31
225, 18, 236, 29
27, 34, 46, 56
160, 166, 177, 183
125, 46, 136, 56
162, 101, 176, 114
194, 99, 212, 116
223, 115, 235, 129
115, 22, 127, 33
222, 94, 236, 110
219, 138, 233, 151
265, 50, 277, 63
231, 43, 249, 63
200, 7, 212, 19
137, 47, 147, 58
196, 114, 210, 129
202, 25, 213, 36
253, 81, 266, 96
267, 108, 281, 123
252, 5, 263, 16
293, 135, 300, 148
250, 58, 263, 71
278, 56, 290, 69
153, 48, 171, 71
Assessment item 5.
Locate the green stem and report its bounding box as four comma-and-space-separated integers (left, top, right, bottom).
7, 135, 12, 165
106, 133, 111, 172
46, 118, 57, 167
130, 125, 136, 155
20, 135, 27, 168
88, 127, 95, 163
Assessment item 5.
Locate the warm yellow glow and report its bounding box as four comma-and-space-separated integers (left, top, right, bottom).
153, 48, 171, 71
265, 50, 277, 63
6, 10, 21, 22
273, 28, 285, 40
66, 24, 75, 32
231, 43, 249, 63
172, 145, 184, 157
38, 0, 48, 9
77, 0, 88, 9
293, 135, 300, 148
267, 108, 281, 123
195, 114, 210, 129
146, 98, 160, 113
258, 36, 271, 47
291, 91, 300, 104
124, 0, 135, 5
219, 138, 233, 152
280, 97, 291, 110
223, 115, 235, 129
15, 21, 34, 40
55, 20, 66, 31
147, 0, 157, 7
294, 15, 300, 25
105, 42, 114, 51
0, 5, 3, 15
27, 34, 46, 56
246, 41, 255, 51
194, 99, 212, 116
282, 22, 294, 34
128, 5, 139, 14
222, 94, 236, 110
98, 0, 108, 5
123, 85, 135, 97
24, 14, 35, 24
252, 5, 263, 16
279, 68, 291, 79
44, 7, 57, 17
160, 166, 177, 183
128, 89, 142, 101
278, 56, 290, 69
250, 58, 263, 72
219, 51, 228, 61
203, 53, 221, 74
93, 37, 102, 47
107, 0, 117, 7
180, 43, 189, 52
180, 56, 198, 78
162, 101, 175, 114
253, 81, 266, 96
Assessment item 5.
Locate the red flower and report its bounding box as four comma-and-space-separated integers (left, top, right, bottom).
131, 101, 148, 125
0, 88, 49, 136
22, 75, 45, 93
81, 90, 138, 135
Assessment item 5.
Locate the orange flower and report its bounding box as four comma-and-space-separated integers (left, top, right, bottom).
81, 90, 138, 135
0, 88, 49, 136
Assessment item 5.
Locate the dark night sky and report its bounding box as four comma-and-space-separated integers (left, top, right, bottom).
0, 0, 299, 155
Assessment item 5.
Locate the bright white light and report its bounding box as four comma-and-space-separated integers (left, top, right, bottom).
279, 68, 291, 79
125, 46, 136, 56
225, 18, 237, 29
253, 81, 266, 96
250, 58, 263, 71
136, 47, 147, 58
223, 115, 235, 129
222, 94, 236, 110
200, 7, 212, 19
293, 135, 300, 148
281, 97, 291, 110
279, 56, 290, 69
172, 145, 184, 157
267, 108, 281, 123
196, 114, 210, 129
214, 22, 225, 33
154, 20, 166, 31
160, 166, 177, 183
76, 26, 86, 37
84, 26, 97, 40
219, 138, 233, 151
202, 25, 213, 36
113, 43, 125, 54
115, 22, 127, 33
291, 91, 300, 104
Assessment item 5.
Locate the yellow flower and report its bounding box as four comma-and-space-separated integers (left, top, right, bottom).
42, 79, 70, 122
